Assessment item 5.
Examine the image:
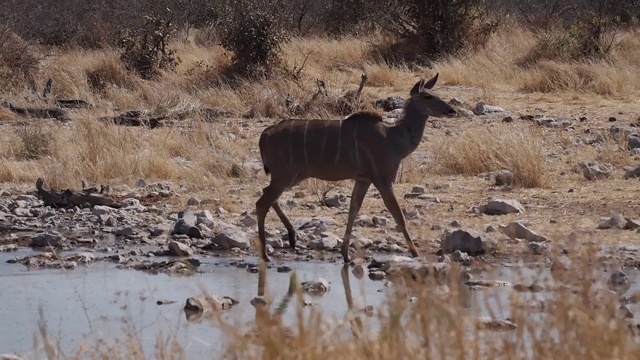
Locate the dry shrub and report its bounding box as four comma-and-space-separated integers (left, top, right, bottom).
86, 57, 135, 93
15, 123, 54, 160
0, 26, 40, 91
430, 125, 547, 187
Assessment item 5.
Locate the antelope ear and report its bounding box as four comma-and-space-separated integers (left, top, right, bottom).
422, 72, 439, 89
410, 79, 424, 96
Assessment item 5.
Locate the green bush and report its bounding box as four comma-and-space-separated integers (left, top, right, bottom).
118, 13, 180, 80
217, 0, 291, 78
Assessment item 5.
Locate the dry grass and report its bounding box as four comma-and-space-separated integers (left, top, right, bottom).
429, 124, 548, 188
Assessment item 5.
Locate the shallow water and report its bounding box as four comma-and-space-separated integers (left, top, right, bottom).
0, 250, 638, 359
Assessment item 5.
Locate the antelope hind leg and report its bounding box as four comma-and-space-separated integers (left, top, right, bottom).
272, 201, 297, 249
341, 180, 371, 264
375, 182, 420, 258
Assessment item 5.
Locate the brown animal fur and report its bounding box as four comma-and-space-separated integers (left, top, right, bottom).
256, 73, 457, 264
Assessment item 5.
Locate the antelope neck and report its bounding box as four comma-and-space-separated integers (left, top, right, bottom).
390, 98, 429, 159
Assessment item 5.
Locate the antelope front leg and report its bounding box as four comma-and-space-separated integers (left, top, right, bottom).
256, 184, 286, 263
341, 180, 371, 264
376, 182, 420, 258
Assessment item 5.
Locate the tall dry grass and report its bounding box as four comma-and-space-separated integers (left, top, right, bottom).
1, 24, 640, 189
428, 124, 548, 188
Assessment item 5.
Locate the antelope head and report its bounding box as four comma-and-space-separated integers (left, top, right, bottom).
409, 73, 457, 118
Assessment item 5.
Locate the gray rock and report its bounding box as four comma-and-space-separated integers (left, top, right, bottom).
441, 229, 496, 255
624, 219, 640, 230
97, 214, 117, 227
195, 210, 215, 225
474, 102, 504, 115
301, 277, 330, 296
628, 133, 640, 150
528, 242, 550, 255
479, 199, 525, 215
324, 194, 346, 208
187, 197, 201, 206
168, 240, 193, 256
449, 98, 466, 107
452, 250, 470, 263
458, 109, 475, 117
500, 221, 548, 242
211, 228, 251, 250
308, 232, 341, 250
30, 232, 65, 247
598, 214, 626, 230
608, 270, 631, 294
576, 161, 613, 180
92, 205, 112, 215
475, 317, 517, 331
623, 166, 640, 179
12, 208, 31, 217
369, 270, 386, 281
494, 170, 515, 186
136, 178, 147, 187
373, 216, 388, 227
115, 227, 135, 237
376, 96, 405, 111
241, 214, 257, 227
411, 185, 426, 194
173, 211, 201, 237
403, 208, 421, 220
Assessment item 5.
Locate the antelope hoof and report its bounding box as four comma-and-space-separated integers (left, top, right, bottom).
287, 231, 297, 249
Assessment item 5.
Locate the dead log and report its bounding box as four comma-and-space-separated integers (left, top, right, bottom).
98, 110, 164, 128
55, 99, 92, 109
35, 178, 122, 209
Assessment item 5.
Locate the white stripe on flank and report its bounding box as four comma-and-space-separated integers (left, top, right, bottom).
288, 120, 295, 165
303, 120, 309, 164
319, 121, 329, 164
334, 119, 343, 164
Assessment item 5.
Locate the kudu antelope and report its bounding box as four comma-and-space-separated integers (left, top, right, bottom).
256, 73, 456, 264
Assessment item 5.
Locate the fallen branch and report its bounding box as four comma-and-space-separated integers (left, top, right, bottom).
35, 178, 122, 209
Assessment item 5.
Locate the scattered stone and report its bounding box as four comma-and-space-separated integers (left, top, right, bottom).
187, 197, 201, 206
466, 280, 512, 288
411, 185, 425, 194
173, 211, 198, 235
494, 170, 515, 186
352, 264, 367, 279
451, 250, 470, 263
479, 199, 525, 215
277, 265, 292, 273
607, 270, 631, 294
308, 232, 341, 250
211, 227, 251, 250
183, 294, 239, 319
241, 214, 257, 227
575, 160, 613, 180
448, 98, 466, 107
628, 133, 640, 150
115, 227, 135, 237
168, 240, 193, 256
500, 221, 548, 242
598, 214, 626, 230
30, 232, 65, 248
441, 229, 497, 255
375, 96, 405, 111
623, 166, 640, 179
624, 219, 640, 230
0, 244, 18, 252
301, 277, 330, 296
473, 102, 504, 115
91, 205, 112, 215
528, 242, 550, 255
372, 216, 388, 227
402, 208, 421, 220
502, 116, 514, 123
324, 194, 346, 208
388, 108, 404, 119
369, 270, 386, 281
136, 178, 147, 188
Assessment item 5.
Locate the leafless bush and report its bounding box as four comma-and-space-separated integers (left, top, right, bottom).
0, 25, 40, 91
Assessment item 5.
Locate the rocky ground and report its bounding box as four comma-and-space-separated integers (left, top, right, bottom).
1, 88, 640, 278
